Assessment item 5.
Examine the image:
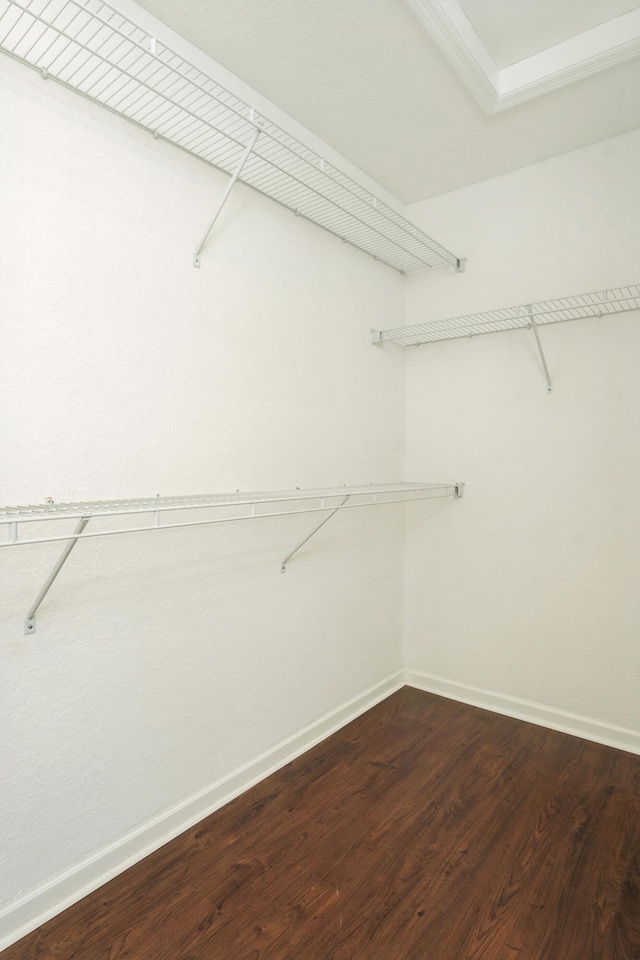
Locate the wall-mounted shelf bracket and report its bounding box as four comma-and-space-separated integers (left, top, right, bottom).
24, 517, 90, 635
280, 482, 463, 570
193, 125, 261, 267
526, 306, 553, 393
456, 258, 467, 273
281, 495, 350, 572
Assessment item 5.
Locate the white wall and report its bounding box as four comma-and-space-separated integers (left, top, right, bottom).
0, 48, 405, 937
403, 129, 640, 735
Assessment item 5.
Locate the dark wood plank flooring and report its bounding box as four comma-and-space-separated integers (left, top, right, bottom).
3, 687, 640, 959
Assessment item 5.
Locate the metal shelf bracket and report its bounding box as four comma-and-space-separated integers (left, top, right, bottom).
24, 517, 90, 635
193, 125, 261, 267
281, 495, 350, 572
526, 306, 553, 393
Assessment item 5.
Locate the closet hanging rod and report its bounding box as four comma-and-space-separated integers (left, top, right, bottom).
1, 483, 464, 548
371, 284, 640, 346
0, 0, 463, 274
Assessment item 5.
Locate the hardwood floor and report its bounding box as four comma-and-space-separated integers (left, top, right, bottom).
3, 687, 640, 959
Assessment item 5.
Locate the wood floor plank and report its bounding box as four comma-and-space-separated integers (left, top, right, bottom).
499, 751, 640, 960
603, 842, 640, 960
0, 933, 54, 960
190, 862, 340, 960
403, 741, 610, 958
294, 716, 549, 884
179, 713, 465, 899
3, 687, 640, 960
291, 723, 579, 958
43, 881, 219, 959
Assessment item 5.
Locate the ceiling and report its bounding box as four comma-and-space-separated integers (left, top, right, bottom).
134, 0, 640, 204
459, 0, 638, 67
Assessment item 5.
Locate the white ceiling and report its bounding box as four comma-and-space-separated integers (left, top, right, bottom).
460, 0, 639, 67
134, 0, 640, 204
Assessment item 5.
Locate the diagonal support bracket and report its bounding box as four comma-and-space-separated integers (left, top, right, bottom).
24, 517, 90, 635
526, 306, 553, 394
281, 495, 350, 572
193, 126, 261, 267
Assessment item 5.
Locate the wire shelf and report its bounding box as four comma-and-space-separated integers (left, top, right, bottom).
0, 483, 463, 547
375, 285, 640, 345
0, 0, 461, 274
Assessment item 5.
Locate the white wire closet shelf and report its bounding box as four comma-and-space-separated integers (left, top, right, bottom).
1, 483, 463, 547
2, 483, 464, 634
372, 284, 640, 345
0, 0, 462, 274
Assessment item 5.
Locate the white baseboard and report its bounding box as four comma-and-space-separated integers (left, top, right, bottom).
406, 669, 640, 756
0, 670, 404, 952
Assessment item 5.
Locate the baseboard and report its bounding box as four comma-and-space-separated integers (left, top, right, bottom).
0, 670, 404, 952
406, 669, 640, 756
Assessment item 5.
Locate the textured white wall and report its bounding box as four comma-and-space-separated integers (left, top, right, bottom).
403, 129, 640, 732
0, 50, 404, 917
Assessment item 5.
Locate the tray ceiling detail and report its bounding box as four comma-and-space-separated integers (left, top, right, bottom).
407, 0, 640, 112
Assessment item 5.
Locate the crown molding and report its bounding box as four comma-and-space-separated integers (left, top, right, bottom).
406, 0, 640, 114
406, 0, 498, 112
